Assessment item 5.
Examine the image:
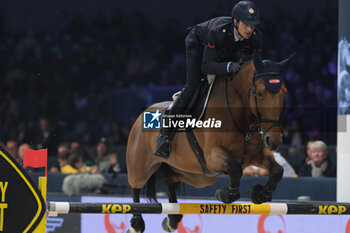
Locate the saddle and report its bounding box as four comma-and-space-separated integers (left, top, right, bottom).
172, 75, 220, 176
172, 75, 216, 127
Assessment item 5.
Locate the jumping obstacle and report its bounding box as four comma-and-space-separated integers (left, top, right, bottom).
2, 146, 350, 233
48, 202, 350, 215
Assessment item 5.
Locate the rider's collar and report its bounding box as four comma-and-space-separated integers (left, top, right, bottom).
234, 30, 244, 42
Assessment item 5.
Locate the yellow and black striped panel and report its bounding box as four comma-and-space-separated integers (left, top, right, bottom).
0, 146, 45, 232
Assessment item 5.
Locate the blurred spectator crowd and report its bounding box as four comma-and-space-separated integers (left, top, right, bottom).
5, 136, 122, 175
5, 133, 335, 180
0, 5, 338, 160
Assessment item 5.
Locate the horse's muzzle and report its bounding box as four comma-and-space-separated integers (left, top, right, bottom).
264, 134, 282, 151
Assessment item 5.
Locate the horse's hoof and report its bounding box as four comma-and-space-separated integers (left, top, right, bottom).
162, 217, 177, 232
126, 228, 142, 233
248, 184, 272, 204
130, 215, 145, 233
215, 185, 240, 203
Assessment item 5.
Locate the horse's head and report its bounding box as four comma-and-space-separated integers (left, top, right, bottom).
250, 51, 294, 151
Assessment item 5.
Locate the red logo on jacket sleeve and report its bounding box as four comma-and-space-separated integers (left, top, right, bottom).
208, 43, 215, 49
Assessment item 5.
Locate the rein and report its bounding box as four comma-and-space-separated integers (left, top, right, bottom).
225, 70, 282, 160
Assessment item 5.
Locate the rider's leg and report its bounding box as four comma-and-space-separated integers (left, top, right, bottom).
154, 95, 186, 158
154, 28, 202, 158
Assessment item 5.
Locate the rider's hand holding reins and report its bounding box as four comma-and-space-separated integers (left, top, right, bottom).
227, 61, 241, 74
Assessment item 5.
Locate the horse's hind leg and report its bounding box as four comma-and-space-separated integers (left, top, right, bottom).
161, 181, 183, 232
127, 188, 145, 233
158, 164, 182, 232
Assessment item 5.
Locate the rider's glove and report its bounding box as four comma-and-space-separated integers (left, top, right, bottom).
227, 62, 241, 74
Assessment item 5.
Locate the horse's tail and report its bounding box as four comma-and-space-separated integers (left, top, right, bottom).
145, 163, 181, 202
145, 170, 158, 202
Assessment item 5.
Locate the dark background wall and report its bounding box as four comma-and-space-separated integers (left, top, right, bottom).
0, 0, 339, 150
1, 0, 336, 32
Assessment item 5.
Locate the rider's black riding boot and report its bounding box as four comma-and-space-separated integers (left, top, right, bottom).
154, 95, 186, 158
153, 112, 174, 158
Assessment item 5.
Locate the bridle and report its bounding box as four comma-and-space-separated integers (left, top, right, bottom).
251, 71, 282, 137
225, 70, 283, 157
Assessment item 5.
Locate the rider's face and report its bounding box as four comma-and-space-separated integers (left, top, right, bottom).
234, 19, 255, 39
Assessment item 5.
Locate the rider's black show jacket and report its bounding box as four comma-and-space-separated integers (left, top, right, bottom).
190, 16, 262, 75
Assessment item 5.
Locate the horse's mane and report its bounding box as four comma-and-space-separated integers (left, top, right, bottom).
239, 55, 253, 66
236, 55, 254, 79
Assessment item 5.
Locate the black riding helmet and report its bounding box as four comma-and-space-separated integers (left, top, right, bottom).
231, 1, 260, 25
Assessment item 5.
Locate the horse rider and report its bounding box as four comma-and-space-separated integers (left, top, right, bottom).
154, 0, 263, 158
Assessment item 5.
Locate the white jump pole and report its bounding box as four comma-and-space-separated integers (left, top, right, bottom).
48, 202, 350, 216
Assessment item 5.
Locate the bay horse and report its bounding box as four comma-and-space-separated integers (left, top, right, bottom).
126, 51, 294, 233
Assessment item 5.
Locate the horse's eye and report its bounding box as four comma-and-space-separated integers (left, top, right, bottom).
258, 92, 264, 98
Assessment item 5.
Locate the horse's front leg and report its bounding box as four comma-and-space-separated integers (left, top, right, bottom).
208, 148, 242, 203
248, 149, 283, 204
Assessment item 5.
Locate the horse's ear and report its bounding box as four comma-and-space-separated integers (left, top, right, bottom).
253, 50, 264, 72
278, 53, 296, 73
